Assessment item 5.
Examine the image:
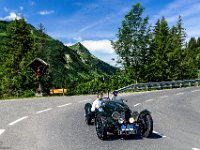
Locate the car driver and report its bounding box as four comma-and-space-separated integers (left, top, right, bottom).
91, 93, 104, 112
111, 91, 123, 103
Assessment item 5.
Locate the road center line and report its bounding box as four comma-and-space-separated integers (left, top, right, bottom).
0, 129, 5, 135
160, 95, 168, 99
36, 108, 52, 114
134, 103, 141, 107
78, 99, 90, 103
192, 90, 200, 93
145, 99, 153, 102
192, 148, 200, 150
153, 130, 166, 138
57, 103, 72, 108
9, 116, 28, 126
176, 92, 184, 95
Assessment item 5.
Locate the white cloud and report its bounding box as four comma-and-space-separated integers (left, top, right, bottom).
151, 0, 200, 23
0, 12, 21, 21
65, 39, 117, 66
81, 40, 114, 54
38, 10, 54, 15
78, 7, 129, 33
78, 16, 114, 33
66, 39, 114, 54
150, 0, 200, 40
73, 36, 83, 41
65, 42, 74, 46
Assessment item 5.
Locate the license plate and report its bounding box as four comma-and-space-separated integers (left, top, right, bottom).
121, 124, 134, 131
128, 124, 134, 129
121, 124, 126, 131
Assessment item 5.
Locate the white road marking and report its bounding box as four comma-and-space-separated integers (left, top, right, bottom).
192, 89, 200, 93
0, 129, 5, 135
145, 99, 153, 103
134, 103, 141, 107
176, 92, 184, 95
153, 130, 166, 138
9, 116, 28, 126
57, 103, 72, 108
192, 148, 200, 150
160, 95, 169, 99
36, 108, 52, 114
78, 99, 90, 103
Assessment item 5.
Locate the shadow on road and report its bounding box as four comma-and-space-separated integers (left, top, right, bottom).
106, 134, 143, 141
148, 132, 163, 139
106, 132, 163, 141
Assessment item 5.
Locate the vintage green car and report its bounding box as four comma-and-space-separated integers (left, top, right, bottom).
84, 99, 153, 140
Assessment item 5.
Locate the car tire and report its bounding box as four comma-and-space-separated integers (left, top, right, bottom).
95, 115, 107, 140
140, 114, 153, 138
84, 103, 92, 125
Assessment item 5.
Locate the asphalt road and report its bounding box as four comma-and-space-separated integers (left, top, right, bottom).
0, 87, 200, 150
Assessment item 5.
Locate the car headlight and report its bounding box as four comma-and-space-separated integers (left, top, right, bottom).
118, 118, 124, 124
129, 117, 134, 123
112, 111, 120, 120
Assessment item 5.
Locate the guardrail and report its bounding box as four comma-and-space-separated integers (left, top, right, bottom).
116, 79, 200, 93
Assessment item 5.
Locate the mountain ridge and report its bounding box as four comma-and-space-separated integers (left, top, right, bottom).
0, 20, 117, 90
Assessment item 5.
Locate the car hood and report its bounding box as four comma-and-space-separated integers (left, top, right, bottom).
103, 101, 130, 112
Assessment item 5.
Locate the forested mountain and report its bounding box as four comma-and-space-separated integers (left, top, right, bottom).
69, 42, 117, 75
0, 20, 117, 98
1, 3, 200, 98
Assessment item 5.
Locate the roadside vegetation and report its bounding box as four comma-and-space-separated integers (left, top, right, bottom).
72, 3, 200, 95
0, 3, 200, 98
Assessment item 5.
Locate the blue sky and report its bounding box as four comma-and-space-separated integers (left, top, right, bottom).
1, 0, 200, 66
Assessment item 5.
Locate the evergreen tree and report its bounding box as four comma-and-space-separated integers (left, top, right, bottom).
174, 16, 186, 80
1, 18, 37, 97
148, 17, 170, 81
184, 37, 198, 79
196, 37, 200, 77
36, 23, 51, 94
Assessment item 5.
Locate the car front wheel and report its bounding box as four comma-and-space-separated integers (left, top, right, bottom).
95, 115, 107, 140
140, 114, 153, 138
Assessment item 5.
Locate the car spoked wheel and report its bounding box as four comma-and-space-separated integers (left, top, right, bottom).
140, 114, 153, 138
96, 116, 107, 140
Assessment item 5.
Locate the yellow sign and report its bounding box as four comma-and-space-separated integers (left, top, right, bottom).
50, 89, 67, 94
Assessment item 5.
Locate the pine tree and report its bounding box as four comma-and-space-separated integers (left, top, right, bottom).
175, 16, 186, 80
1, 18, 37, 97
184, 37, 198, 79
148, 17, 170, 81
196, 37, 200, 77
